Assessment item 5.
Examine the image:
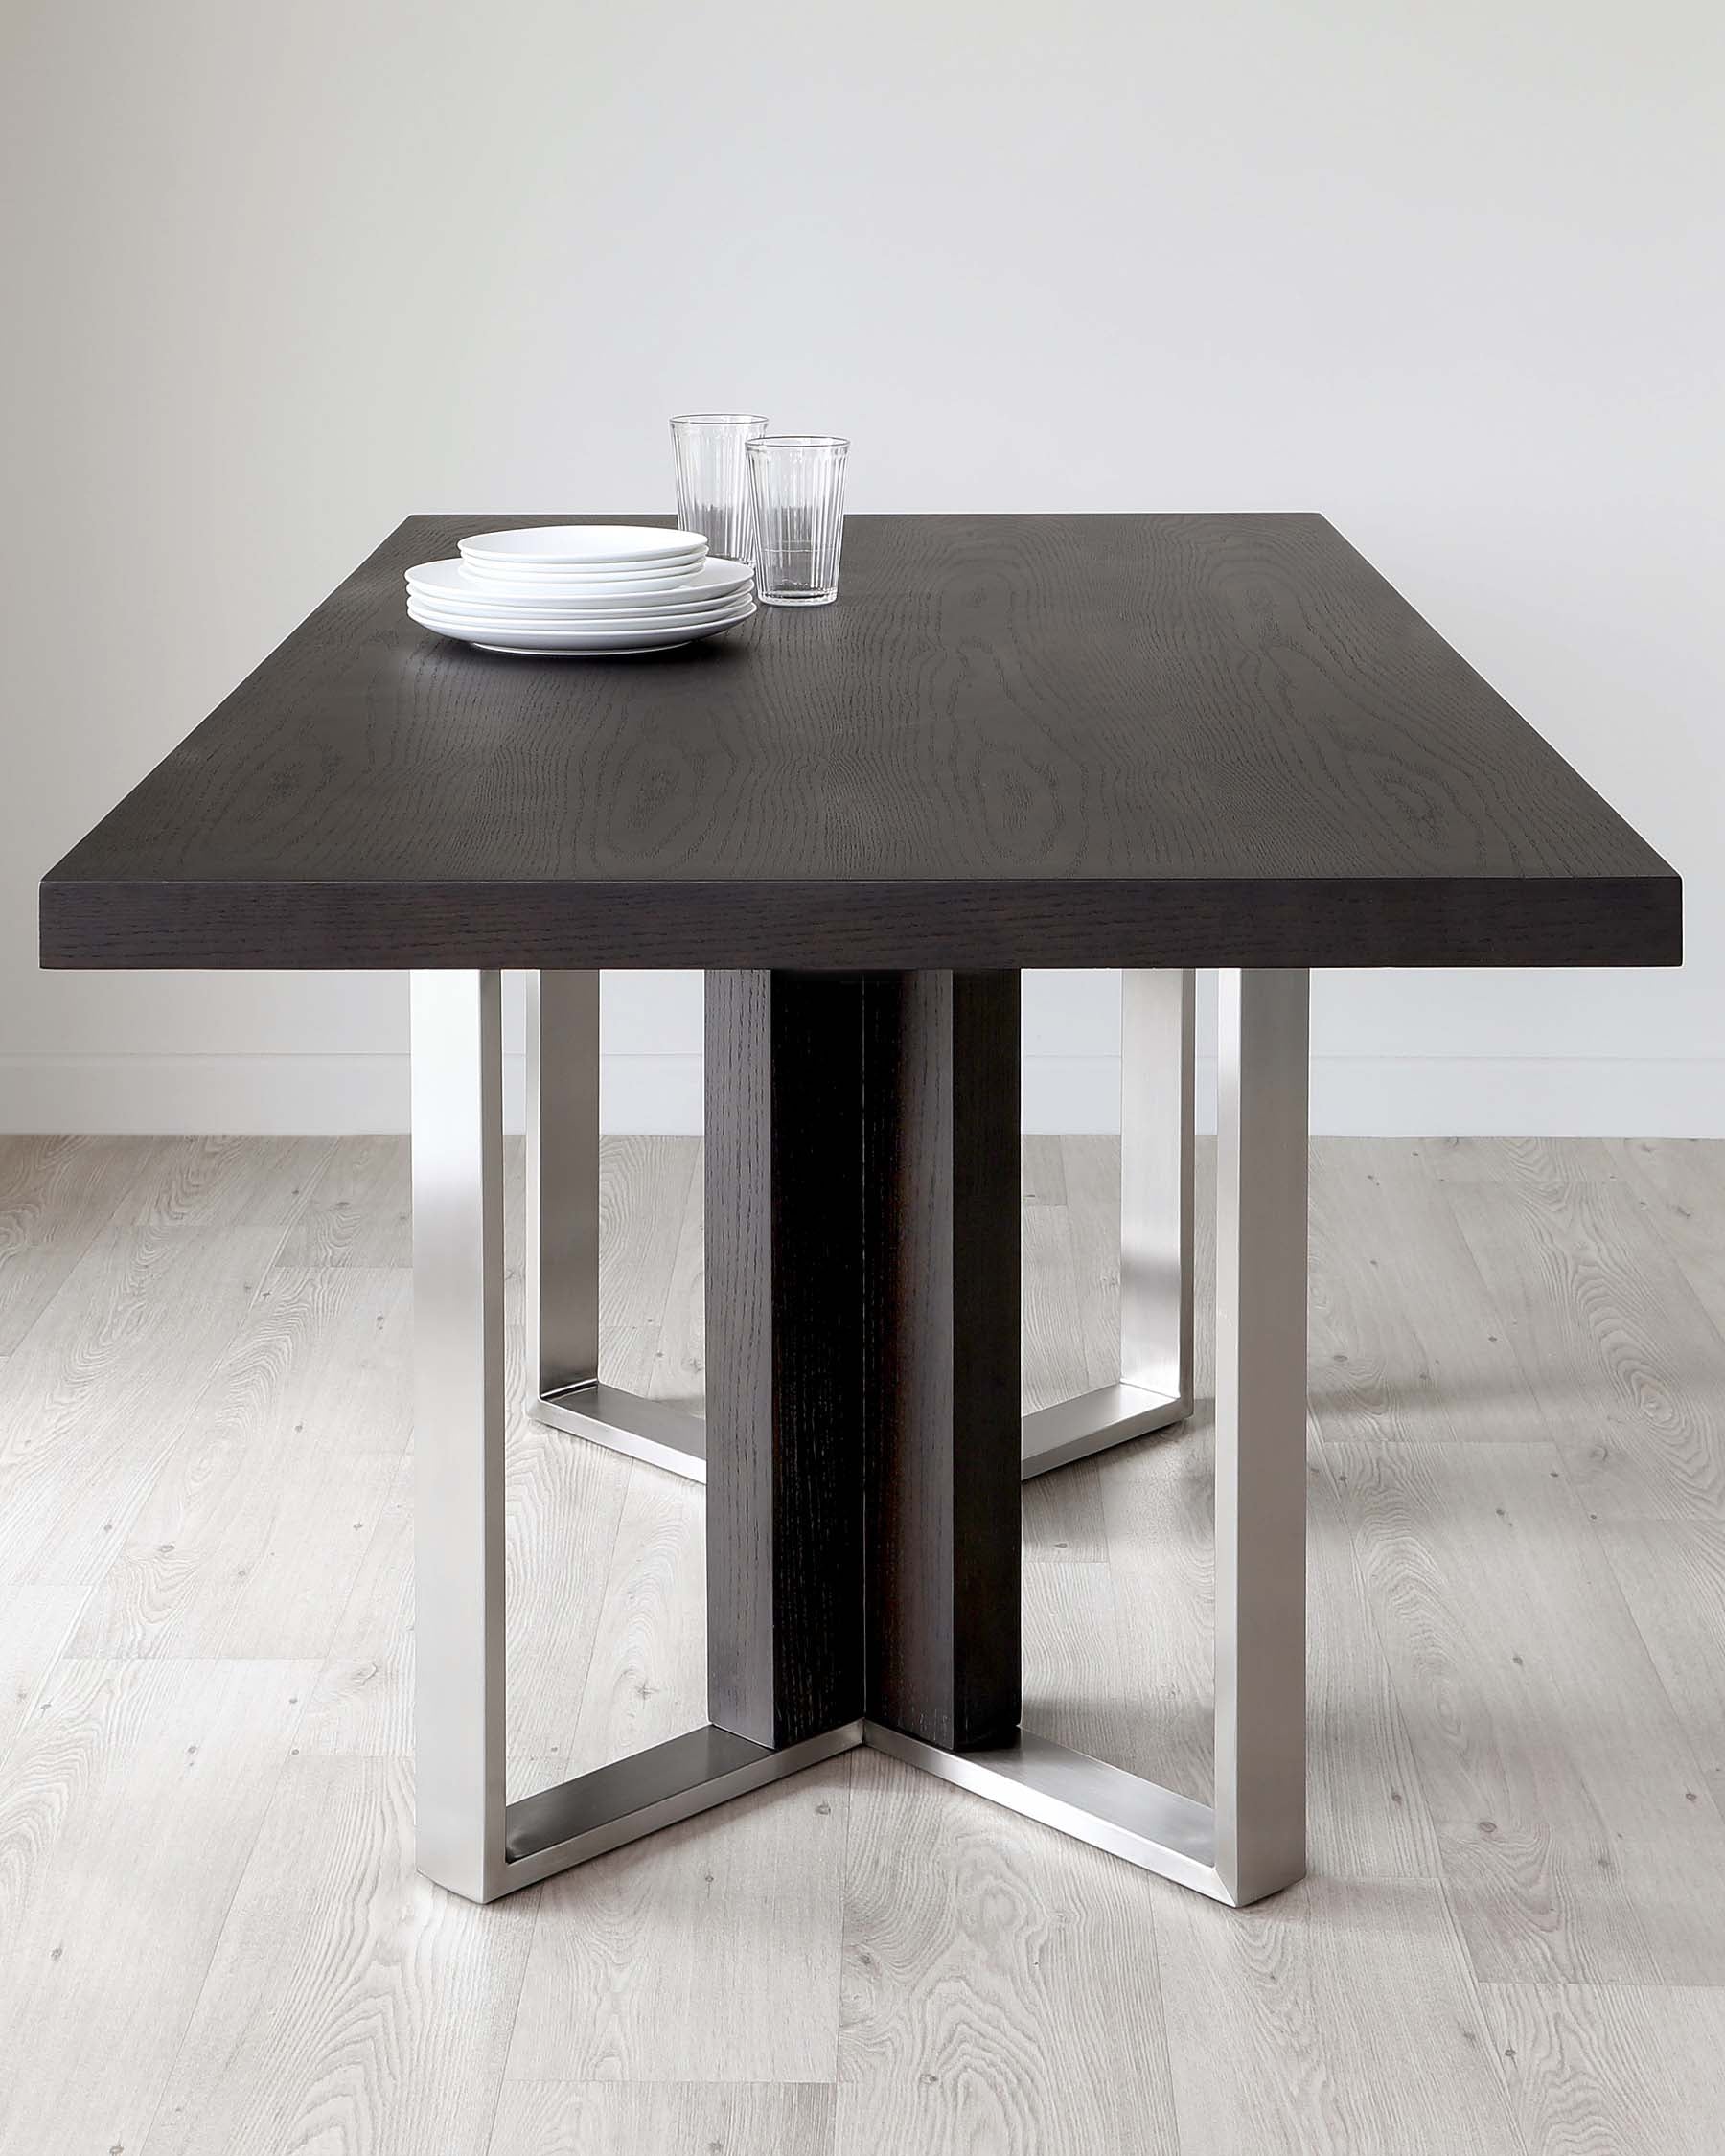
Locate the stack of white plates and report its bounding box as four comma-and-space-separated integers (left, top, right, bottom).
405, 526, 753, 655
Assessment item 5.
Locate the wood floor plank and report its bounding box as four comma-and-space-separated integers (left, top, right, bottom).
0, 1657, 314, 2156
124, 1133, 335, 1229
1595, 1520, 1725, 1821
1482, 1983, 1725, 2156
1021, 1198, 1111, 1563
1606, 1135, 1725, 1342
560, 1464, 706, 1781
1059, 1134, 1127, 1395
0, 1221, 288, 1588
504, 1760, 852, 2082
0, 1581, 88, 1760
293, 1454, 415, 1756
274, 1133, 412, 1268
70, 1265, 409, 1658
0, 1134, 153, 1353
598, 1136, 701, 1396
490, 2081, 836, 2156
1307, 1140, 1526, 1444
139, 1755, 536, 2156
1021, 1133, 1068, 1208
1332, 1440, 1725, 1983
1156, 1874, 1522, 2155
648, 1143, 705, 1414
1446, 1168, 1725, 1519
1022, 1201, 1093, 1416
837, 1751, 1181, 2155
1023, 1550, 1132, 1761
505, 1327, 634, 1787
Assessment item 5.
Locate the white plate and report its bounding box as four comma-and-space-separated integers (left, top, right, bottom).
410, 602, 755, 642
405, 557, 751, 612
458, 560, 707, 592
458, 524, 706, 569
413, 594, 749, 631
409, 601, 753, 654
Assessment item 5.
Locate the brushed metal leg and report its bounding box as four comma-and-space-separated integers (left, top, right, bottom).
885, 968, 1308, 1908
411, 968, 862, 1904
526, 968, 600, 1398
524, 969, 706, 1479
1020, 968, 1196, 1478
411, 969, 508, 1902
1213, 965, 1309, 1904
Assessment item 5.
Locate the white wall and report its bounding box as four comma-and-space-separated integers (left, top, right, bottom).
2, 0, 1719, 1135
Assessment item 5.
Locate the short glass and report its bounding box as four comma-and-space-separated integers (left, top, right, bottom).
746, 436, 849, 607
670, 413, 769, 564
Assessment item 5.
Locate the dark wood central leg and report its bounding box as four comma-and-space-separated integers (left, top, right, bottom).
863, 971, 1023, 1751
704, 967, 1022, 1759
705, 971, 866, 1747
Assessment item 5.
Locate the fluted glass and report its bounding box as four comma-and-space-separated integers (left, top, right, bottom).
670, 413, 769, 564
746, 437, 849, 607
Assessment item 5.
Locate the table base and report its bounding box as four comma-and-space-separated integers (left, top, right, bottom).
411, 965, 1307, 1909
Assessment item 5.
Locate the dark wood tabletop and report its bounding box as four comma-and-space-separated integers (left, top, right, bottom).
40, 514, 1679, 971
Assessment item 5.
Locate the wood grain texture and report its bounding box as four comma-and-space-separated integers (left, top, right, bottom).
1608, 1135, 1725, 1341
140, 1755, 537, 2156
1446, 1151, 1725, 1519
0, 1221, 288, 1588
0, 1582, 86, 1761
1596, 1520, 1725, 1817
69, 1265, 408, 1659
865, 971, 1023, 1750
275, 1132, 412, 1268
1307, 1139, 1527, 1444
41, 515, 1679, 971
1332, 1440, 1725, 1984
503, 1761, 852, 2083
0, 1134, 151, 1351
837, 1750, 1182, 2156
1154, 1875, 1522, 2155
293, 1452, 416, 1756
489, 2083, 836, 2156
562, 1461, 705, 1780
0, 1657, 314, 2156
1482, 1984, 1725, 2156
705, 971, 864, 1746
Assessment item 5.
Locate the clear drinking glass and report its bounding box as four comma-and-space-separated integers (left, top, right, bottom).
746, 436, 849, 606
670, 413, 769, 563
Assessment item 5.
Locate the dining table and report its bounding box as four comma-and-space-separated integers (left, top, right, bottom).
40, 512, 1681, 1907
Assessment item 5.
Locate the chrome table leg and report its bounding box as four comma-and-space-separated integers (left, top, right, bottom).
411, 970, 862, 1904
869, 969, 1309, 1907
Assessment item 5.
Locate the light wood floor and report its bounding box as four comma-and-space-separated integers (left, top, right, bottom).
3, 1134, 1725, 2154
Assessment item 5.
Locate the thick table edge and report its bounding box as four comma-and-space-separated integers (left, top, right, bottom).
39, 870, 1682, 971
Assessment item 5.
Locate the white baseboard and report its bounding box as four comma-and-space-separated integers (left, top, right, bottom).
0, 1051, 1721, 1138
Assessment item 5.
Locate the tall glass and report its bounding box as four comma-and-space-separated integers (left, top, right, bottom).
670, 413, 768, 564
746, 436, 849, 607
